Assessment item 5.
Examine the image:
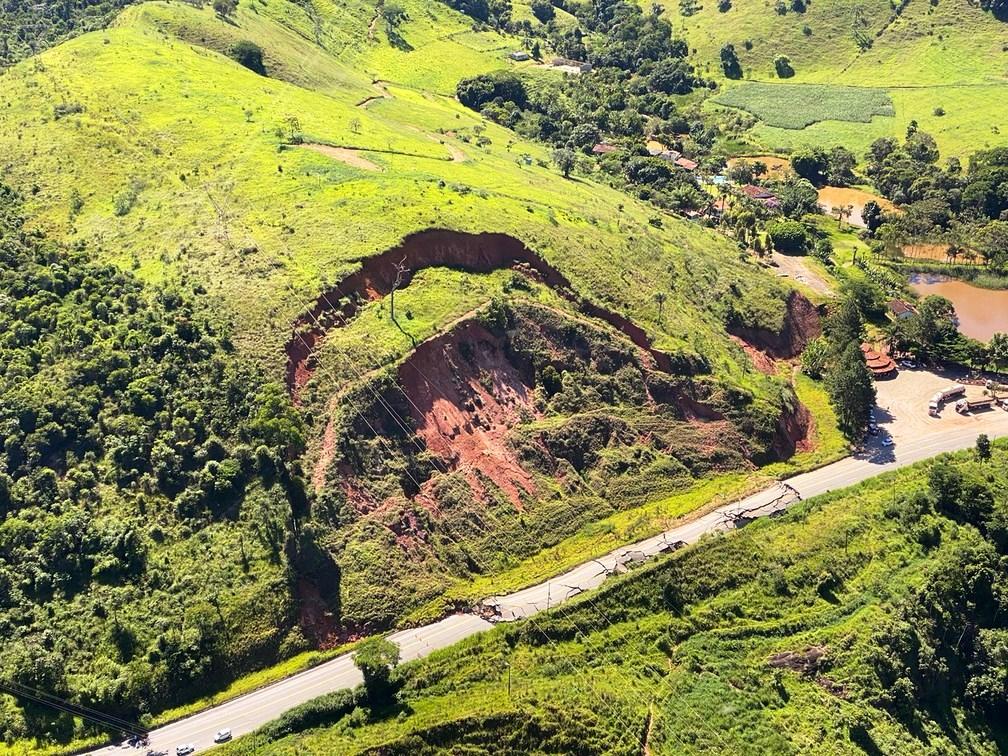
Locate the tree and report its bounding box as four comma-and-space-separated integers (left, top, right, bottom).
774, 55, 794, 78
213, 0, 238, 19
824, 295, 866, 347
720, 44, 742, 79
988, 333, 1008, 372
791, 147, 829, 186
531, 40, 542, 60
228, 40, 265, 75
653, 291, 667, 321
800, 336, 829, 378
765, 218, 808, 254
862, 200, 884, 234
354, 636, 401, 705
826, 341, 876, 442
976, 433, 992, 463
530, 0, 555, 22
381, 1, 407, 33
552, 147, 576, 179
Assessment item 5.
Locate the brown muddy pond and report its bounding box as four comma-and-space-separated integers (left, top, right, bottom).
909, 274, 1008, 342
816, 186, 895, 228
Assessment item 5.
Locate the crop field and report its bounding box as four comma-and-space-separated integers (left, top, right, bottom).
714, 82, 895, 129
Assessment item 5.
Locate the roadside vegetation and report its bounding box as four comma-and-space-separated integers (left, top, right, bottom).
225, 441, 1008, 754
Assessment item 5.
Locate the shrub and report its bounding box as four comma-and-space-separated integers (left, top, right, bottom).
774, 55, 795, 78
229, 40, 266, 75
766, 218, 808, 254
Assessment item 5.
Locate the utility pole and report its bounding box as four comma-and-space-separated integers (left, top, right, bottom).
546, 582, 551, 614
390, 256, 408, 323
506, 662, 512, 697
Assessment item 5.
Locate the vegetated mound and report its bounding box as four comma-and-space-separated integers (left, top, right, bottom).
287, 228, 755, 394
728, 289, 821, 359
305, 299, 813, 632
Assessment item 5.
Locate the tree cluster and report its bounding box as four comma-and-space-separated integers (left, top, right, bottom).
0, 186, 311, 742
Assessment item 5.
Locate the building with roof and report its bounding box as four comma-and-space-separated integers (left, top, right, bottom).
888, 299, 916, 320
591, 142, 618, 155
674, 156, 698, 171
861, 344, 897, 379
740, 184, 780, 210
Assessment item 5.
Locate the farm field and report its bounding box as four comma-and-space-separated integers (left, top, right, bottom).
694, 0, 1008, 157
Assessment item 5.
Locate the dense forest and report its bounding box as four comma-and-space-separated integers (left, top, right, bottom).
0, 0, 139, 68
0, 185, 314, 742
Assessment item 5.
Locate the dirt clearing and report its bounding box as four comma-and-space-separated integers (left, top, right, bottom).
301, 143, 381, 171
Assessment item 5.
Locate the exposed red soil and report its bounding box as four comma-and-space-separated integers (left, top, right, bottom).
399, 319, 538, 509
730, 335, 777, 375
295, 577, 351, 649
312, 416, 338, 492
770, 400, 813, 459
284, 229, 678, 398
729, 290, 822, 359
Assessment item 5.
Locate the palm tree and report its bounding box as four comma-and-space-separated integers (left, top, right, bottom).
654, 291, 667, 321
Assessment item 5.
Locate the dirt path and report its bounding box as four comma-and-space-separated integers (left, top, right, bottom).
770, 253, 832, 296
300, 143, 381, 171
356, 81, 391, 108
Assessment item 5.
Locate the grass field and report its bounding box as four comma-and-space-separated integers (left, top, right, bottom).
687, 0, 1008, 158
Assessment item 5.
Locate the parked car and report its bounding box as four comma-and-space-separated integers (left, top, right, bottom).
176, 745, 196, 756
868, 424, 880, 436
214, 729, 232, 744
881, 435, 894, 447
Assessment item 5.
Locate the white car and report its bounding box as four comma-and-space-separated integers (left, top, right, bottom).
881, 436, 894, 447
176, 746, 196, 756
214, 729, 232, 744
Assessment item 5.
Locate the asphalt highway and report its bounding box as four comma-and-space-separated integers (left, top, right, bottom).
94, 408, 1008, 755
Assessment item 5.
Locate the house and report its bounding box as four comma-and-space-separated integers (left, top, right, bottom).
861, 344, 898, 379
551, 57, 592, 73
591, 142, 618, 155
741, 184, 781, 210
888, 299, 916, 320
509, 51, 531, 62
674, 156, 698, 171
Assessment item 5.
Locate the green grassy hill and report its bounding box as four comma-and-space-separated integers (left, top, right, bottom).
689, 0, 1008, 157
0, 1, 835, 750
225, 441, 1008, 755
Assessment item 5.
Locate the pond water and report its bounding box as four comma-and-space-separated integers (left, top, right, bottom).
816, 186, 895, 228
909, 274, 1008, 342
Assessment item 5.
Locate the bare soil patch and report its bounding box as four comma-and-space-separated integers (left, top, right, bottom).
300, 143, 381, 171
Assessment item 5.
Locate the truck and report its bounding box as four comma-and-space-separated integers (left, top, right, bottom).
955, 397, 994, 414
929, 383, 966, 415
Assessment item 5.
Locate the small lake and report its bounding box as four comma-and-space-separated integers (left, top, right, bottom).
909, 274, 1008, 342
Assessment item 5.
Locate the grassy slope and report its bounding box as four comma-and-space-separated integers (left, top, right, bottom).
228, 442, 1008, 755
0, 5, 829, 747
681, 0, 1008, 157
0, 0, 788, 388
